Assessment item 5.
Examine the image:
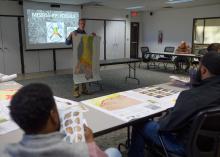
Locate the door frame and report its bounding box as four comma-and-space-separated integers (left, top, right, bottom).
0, 15, 24, 74
130, 22, 139, 59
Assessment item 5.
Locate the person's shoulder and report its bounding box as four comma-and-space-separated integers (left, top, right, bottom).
178, 88, 197, 102
57, 141, 89, 157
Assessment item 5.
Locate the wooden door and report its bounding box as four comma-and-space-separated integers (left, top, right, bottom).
130, 22, 139, 59
1, 17, 21, 74
106, 21, 125, 59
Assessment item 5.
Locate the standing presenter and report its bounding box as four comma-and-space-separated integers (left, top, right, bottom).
66, 19, 91, 98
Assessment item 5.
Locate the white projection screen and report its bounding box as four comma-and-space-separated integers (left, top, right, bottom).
23, 1, 81, 50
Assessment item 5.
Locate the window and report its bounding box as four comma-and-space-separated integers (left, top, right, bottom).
193, 17, 220, 53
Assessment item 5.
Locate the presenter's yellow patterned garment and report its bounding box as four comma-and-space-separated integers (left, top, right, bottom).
75, 35, 94, 80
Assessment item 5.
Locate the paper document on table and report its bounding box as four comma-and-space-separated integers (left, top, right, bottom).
155, 93, 180, 109
0, 105, 19, 135
0, 74, 17, 83
0, 120, 19, 135
128, 86, 180, 109
0, 100, 10, 107
0, 81, 22, 90
0, 89, 18, 102
0, 81, 21, 104
130, 86, 180, 99
60, 108, 86, 143
82, 92, 166, 122
169, 75, 190, 84
54, 96, 88, 113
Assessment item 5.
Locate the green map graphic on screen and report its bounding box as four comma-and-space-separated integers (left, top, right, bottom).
75, 36, 94, 80
46, 22, 65, 43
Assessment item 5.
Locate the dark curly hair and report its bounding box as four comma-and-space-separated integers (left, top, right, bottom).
10, 83, 55, 134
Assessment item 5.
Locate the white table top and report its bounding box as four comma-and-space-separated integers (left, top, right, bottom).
0, 106, 125, 147
0, 81, 187, 147
150, 52, 198, 57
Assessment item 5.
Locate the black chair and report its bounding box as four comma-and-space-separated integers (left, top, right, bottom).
191, 49, 207, 66
158, 47, 175, 70
157, 107, 220, 157
140, 47, 156, 69
198, 48, 208, 56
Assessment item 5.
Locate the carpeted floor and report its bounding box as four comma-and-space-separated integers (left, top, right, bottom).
17, 66, 183, 156
17, 66, 173, 101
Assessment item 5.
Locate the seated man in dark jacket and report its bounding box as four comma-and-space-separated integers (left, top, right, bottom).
128, 52, 220, 157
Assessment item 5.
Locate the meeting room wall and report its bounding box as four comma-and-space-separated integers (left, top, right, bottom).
0, 1, 23, 16
82, 6, 131, 59
142, 4, 220, 53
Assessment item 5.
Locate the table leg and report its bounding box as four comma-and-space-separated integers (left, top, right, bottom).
125, 63, 140, 85
118, 126, 131, 152
89, 81, 103, 90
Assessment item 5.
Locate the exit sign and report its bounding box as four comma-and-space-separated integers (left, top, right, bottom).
131, 11, 138, 17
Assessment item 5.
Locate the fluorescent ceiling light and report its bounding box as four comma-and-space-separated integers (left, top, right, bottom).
126, 6, 144, 10
166, 0, 193, 4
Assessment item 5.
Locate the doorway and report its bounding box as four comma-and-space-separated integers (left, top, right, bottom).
130, 22, 139, 58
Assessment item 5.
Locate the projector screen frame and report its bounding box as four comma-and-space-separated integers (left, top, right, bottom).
23, 1, 81, 50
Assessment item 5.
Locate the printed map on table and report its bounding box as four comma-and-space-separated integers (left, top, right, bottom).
0, 81, 21, 103
88, 93, 142, 111
0, 89, 18, 101
82, 93, 166, 122
133, 86, 179, 98
127, 86, 180, 109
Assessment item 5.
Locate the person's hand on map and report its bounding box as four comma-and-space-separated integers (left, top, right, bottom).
84, 125, 94, 143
